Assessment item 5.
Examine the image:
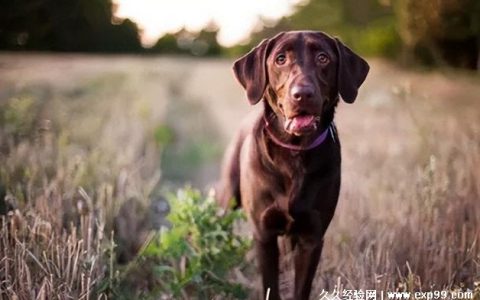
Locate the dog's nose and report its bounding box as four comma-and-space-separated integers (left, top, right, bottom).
291, 84, 314, 101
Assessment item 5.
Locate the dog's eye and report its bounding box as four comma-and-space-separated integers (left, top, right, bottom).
316, 53, 329, 64
275, 54, 286, 65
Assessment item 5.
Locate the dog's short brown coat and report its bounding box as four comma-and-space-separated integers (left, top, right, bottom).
218, 31, 369, 300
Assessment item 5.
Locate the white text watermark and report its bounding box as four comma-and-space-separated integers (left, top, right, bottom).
265, 288, 475, 300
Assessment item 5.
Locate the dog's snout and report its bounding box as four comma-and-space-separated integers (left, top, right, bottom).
291, 84, 314, 101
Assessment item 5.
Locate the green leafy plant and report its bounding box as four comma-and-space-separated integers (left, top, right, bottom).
142, 188, 251, 299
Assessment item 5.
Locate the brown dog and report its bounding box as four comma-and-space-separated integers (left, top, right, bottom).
218, 31, 369, 300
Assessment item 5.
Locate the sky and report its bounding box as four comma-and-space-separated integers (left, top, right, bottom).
113, 0, 301, 47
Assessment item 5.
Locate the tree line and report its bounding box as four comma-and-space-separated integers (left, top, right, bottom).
0, 0, 142, 52
1, 0, 479, 69
250, 0, 480, 69
0, 0, 222, 56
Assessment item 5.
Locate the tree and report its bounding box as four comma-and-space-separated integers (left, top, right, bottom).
150, 33, 183, 54
246, 0, 399, 57
395, 0, 480, 69
0, 0, 142, 52
149, 26, 223, 56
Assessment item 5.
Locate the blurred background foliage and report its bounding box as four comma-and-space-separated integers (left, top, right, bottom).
0, 0, 142, 52
1, 1, 480, 298
1, 0, 479, 69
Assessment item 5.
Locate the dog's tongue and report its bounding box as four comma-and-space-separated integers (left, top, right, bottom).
285, 115, 315, 133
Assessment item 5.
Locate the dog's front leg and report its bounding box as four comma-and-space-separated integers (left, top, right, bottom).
256, 236, 280, 300
293, 239, 323, 300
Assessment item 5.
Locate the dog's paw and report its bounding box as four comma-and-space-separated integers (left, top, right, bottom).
260, 206, 293, 234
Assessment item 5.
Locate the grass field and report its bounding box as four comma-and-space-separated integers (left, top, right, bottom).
0, 54, 479, 299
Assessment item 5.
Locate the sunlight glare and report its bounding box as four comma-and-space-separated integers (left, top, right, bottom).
114, 0, 300, 47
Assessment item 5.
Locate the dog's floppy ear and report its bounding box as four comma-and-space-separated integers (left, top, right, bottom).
335, 38, 369, 103
232, 38, 272, 105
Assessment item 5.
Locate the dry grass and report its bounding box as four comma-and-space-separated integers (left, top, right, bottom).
1, 211, 109, 299
0, 55, 165, 298
311, 65, 480, 296
0, 54, 479, 299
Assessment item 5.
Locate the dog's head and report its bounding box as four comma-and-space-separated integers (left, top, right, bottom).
233, 31, 369, 136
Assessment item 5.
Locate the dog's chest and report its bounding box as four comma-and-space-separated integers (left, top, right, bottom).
261, 143, 339, 206
267, 151, 310, 197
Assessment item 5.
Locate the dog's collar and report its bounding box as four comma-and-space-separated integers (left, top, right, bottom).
263, 115, 335, 151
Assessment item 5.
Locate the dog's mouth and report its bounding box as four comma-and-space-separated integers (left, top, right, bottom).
284, 112, 319, 136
